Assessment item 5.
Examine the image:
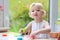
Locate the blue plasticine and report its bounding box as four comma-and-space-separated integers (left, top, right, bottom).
17, 35, 23, 40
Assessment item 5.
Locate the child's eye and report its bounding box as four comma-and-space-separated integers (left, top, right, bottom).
37, 10, 40, 11
32, 10, 34, 12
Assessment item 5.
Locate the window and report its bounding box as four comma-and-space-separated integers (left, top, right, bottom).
50, 0, 60, 32
57, 0, 60, 23
0, 0, 4, 27
0, 0, 9, 32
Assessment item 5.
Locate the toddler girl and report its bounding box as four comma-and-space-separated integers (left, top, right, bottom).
19, 3, 51, 39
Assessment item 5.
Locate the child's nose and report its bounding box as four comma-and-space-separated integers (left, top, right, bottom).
34, 11, 37, 13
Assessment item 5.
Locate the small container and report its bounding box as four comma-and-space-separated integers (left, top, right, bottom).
2, 33, 8, 40
49, 32, 58, 38
17, 35, 23, 40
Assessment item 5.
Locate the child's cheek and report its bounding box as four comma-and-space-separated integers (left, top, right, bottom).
31, 13, 34, 17
31, 13, 34, 15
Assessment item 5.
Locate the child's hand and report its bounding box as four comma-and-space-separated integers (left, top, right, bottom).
19, 28, 24, 35
30, 31, 38, 39
19, 28, 23, 33
19, 28, 27, 35
30, 33, 36, 39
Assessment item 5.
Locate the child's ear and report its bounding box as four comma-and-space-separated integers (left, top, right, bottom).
41, 11, 44, 15
42, 10, 46, 16
42, 11, 44, 14
41, 10, 46, 17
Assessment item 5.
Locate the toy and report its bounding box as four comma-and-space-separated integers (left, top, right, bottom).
17, 35, 23, 40
22, 28, 26, 33
2, 33, 8, 40
20, 28, 26, 35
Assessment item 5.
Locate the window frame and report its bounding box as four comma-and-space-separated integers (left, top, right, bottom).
50, 0, 58, 32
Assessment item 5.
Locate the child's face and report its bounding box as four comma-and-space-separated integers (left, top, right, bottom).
30, 5, 44, 19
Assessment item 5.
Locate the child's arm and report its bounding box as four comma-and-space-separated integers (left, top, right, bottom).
25, 22, 32, 34
30, 22, 51, 35
19, 22, 32, 35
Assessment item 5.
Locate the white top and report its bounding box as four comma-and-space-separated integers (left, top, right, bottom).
31, 20, 49, 39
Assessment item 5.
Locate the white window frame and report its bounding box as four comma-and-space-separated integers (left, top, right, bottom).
0, 0, 9, 31
50, 0, 58, 32
4, 0, 9, 27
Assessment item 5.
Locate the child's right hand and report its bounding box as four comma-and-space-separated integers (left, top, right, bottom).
19, 28, 23, 32
19, 28, 26, 35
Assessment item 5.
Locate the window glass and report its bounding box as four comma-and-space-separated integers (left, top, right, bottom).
57, 0, 60, 24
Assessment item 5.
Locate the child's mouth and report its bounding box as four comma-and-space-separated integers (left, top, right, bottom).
34, 14, 38, 16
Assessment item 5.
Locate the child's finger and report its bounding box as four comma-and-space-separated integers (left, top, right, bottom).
29, 35, 36, 39
31, 35, 36, 39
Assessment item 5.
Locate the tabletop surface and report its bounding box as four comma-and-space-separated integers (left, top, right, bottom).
0, 32, 58, 40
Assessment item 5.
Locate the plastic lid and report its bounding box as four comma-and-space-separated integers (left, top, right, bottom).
2, 34, 7, 36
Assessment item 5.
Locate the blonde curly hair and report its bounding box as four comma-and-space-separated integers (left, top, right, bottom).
29, 3, 46, 18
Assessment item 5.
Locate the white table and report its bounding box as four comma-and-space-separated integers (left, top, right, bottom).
0, 32, 57, 40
